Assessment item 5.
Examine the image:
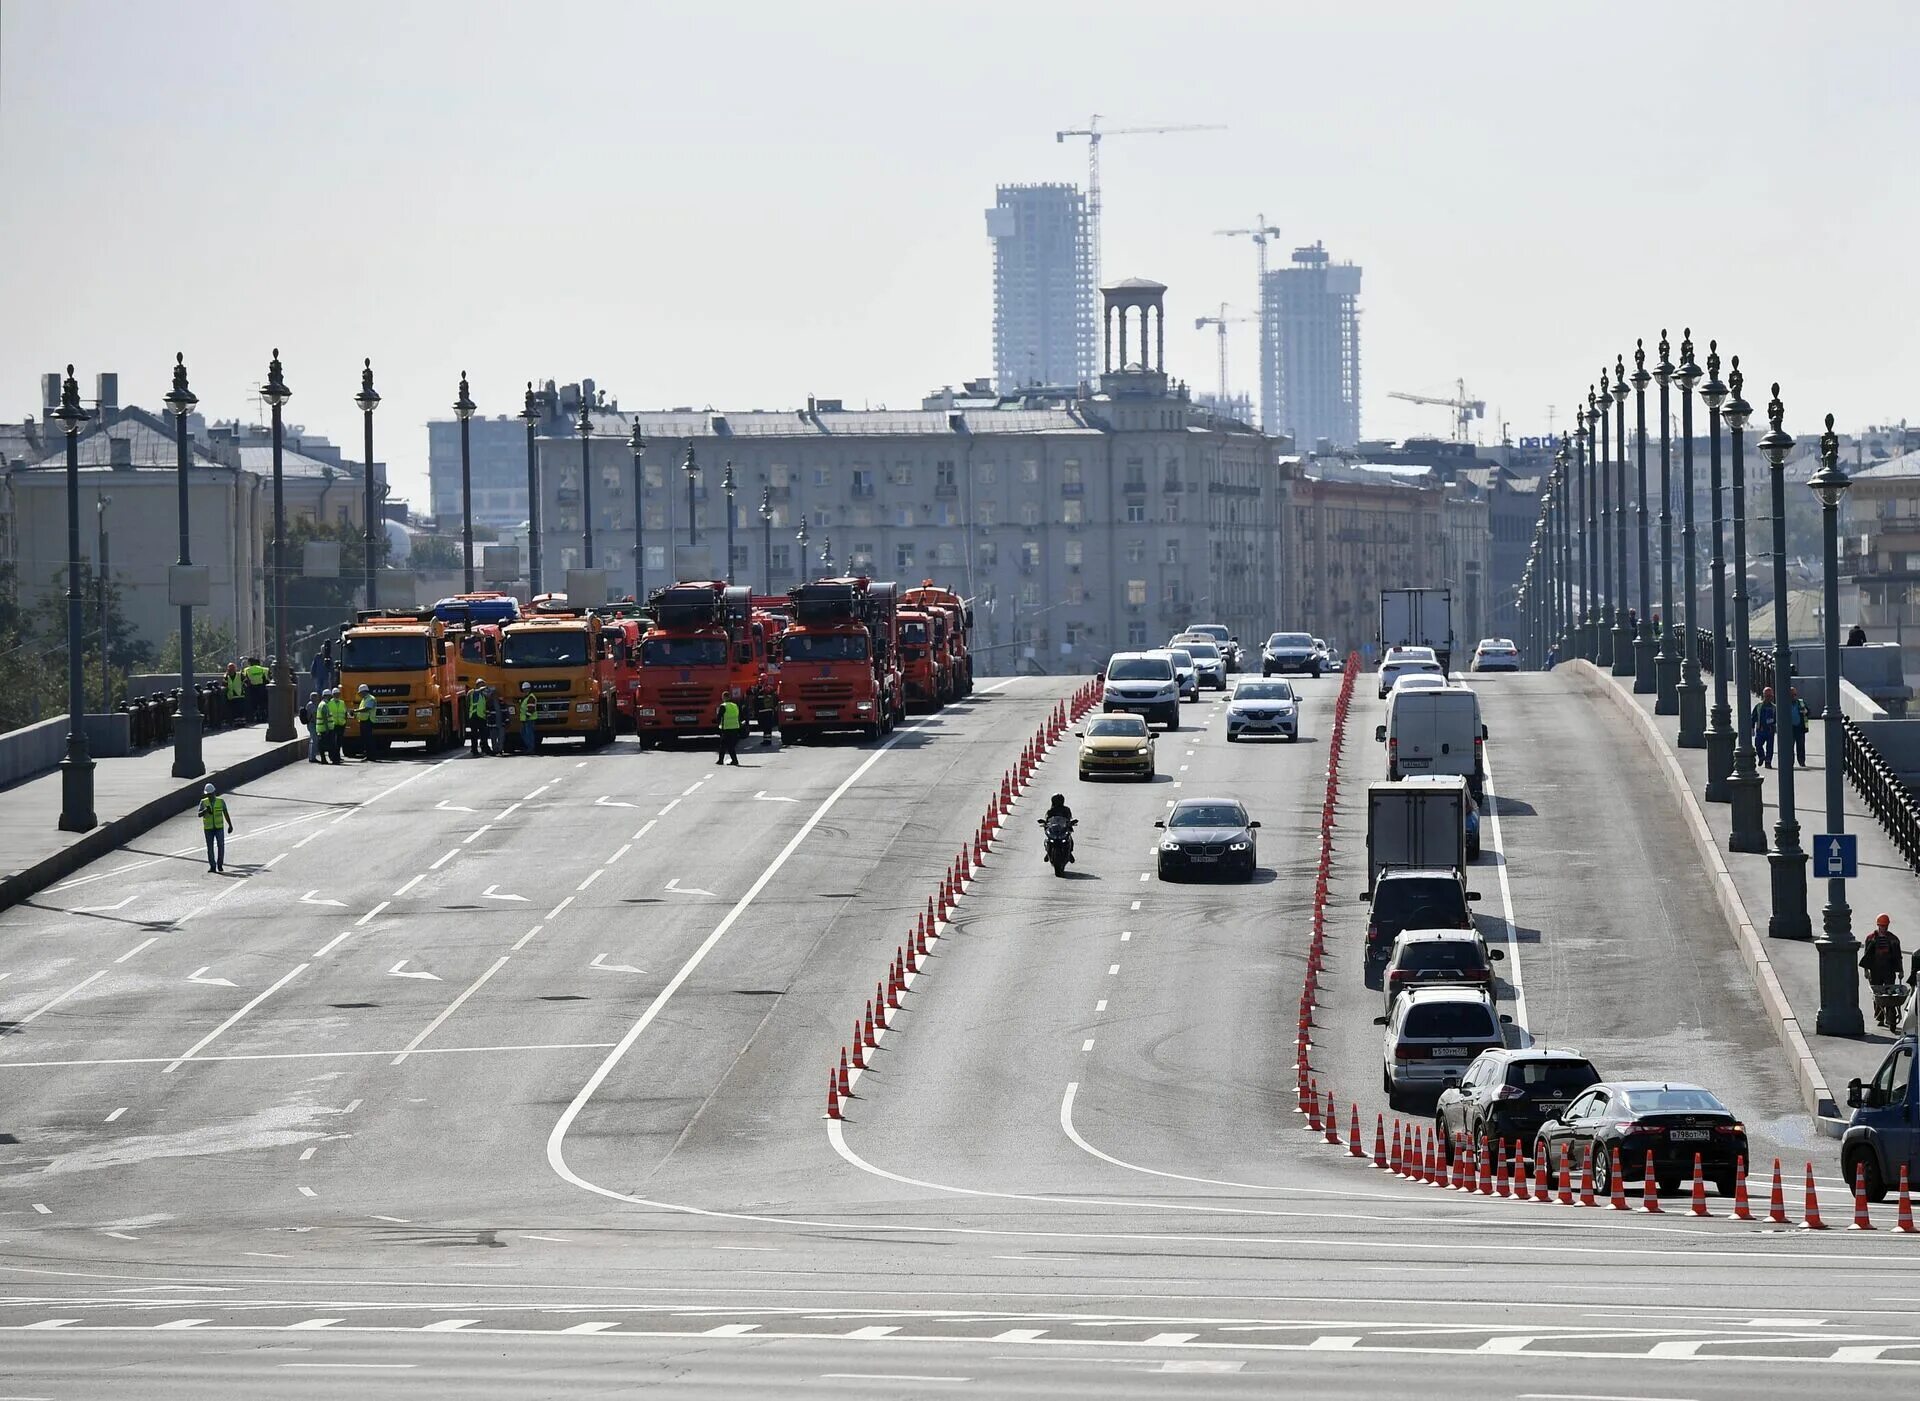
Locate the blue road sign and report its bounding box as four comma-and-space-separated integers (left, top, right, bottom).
1813, 833, 1858, 879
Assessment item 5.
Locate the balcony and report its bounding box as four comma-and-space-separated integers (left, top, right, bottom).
850, 482, 876, 498
934, 482, 959, 498
1162, 480, 1183, 493
1061, 482, 1084, 497
1123, 478, 1148, 495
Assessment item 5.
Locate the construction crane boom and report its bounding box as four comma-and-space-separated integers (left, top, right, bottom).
1193, 303, 1257, 408
1056, 115, 1226, 290
1387, 378, 1487, 444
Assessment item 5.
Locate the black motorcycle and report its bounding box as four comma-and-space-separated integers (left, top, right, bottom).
1040, 814, 1078, 877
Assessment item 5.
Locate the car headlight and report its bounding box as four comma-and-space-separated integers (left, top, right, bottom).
1229, 840, 1251, 852
1160, 839, 1181, 851
414, 707, 433, 717
855, 701, 874, 711
576, 702, 595, 713
1131, 744, 1150, 755
781, 702, 798, 713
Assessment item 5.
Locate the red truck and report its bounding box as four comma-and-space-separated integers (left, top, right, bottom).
776, 576, 904, 742
902, 581, 974, 701
898, 604, 949, 710
631, 582, 773, 749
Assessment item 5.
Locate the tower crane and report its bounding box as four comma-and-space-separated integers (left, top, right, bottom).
1193, 303, 1257, 407
1387, 379, 1487, 444
1056, 115, 1226, 289
1214, 215, 1281, 430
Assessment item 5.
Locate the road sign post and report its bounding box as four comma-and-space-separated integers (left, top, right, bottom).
1812, 833, 1857, 880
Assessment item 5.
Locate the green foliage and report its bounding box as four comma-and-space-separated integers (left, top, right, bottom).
409, 534, 464, 570
0, 559, 154, 730
153, 615, 238, 674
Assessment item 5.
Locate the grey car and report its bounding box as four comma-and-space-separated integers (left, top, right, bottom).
1155, 797, 1260, 881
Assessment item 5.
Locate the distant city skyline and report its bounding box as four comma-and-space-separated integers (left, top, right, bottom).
3, 0, 1915, 507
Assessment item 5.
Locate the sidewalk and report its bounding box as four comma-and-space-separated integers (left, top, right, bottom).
1574, 658, 1906, 1130
0, 724, 306, 911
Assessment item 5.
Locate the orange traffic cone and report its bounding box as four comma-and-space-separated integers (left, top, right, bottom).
1578, 1144, 1595, 1207
926, 897, 939, 937
1493, 1139, 1509, 1197
904, 939, 918, 975
1897, 1166, 1916, 1233
1513, 1142, 1530, 1201
1372, 1112, 1386, 1168
1731, 1157, 1753, 1221
837, 1049, 853, 1099
1348, 1104, 1364, 1158
1449, 1137, 1465, 1190
1305, 1081, 1322, 1132
1689, 1153, 1710, 1217
1477, 1137, 1492, 1195
1853, 1161, 1874, 1230
1390, 1120, 1403, 1175
826, 1069, 842, 1120
850, 1026, 866, 1072
1642, 1150, 1662, 1213
876, 979, 892, 1022
1803, 1163, 1826, 1229
1533, 1150, 1549, 1203
1556, 1143, 1573, 1205
1608, 1146, 1629, 1211
1323, 1089, 1340, 1145
1767, 1158, 1788, 1224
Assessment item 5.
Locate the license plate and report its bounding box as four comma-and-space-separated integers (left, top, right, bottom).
1189, 854, 1217, 863
1431, 1047, 1469, 1059
673, 713, 697, 724
818, 709, 840, 719
1670, 1129, 1711, 1142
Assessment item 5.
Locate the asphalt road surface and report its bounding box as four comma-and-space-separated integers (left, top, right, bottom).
3, 670, 1917, 1399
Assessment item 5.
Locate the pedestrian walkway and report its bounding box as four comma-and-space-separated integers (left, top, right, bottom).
1574, 658, 1907, 1125
0, 725, 303, 909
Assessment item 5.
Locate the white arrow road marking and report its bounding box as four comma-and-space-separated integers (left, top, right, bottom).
74, 894, 137, 913
594, 795, 636, 808
589, 954, 645, 974
187, 967, 237, 988
435, 799, 477, 813
664, 878, 716, 897
388, 961, 441, 980
299, 891, 346, 907
481, 885, 529, 901
752, 791, 799, 803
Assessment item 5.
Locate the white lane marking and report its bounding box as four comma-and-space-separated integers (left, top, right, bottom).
1515, 1396, 1703, 1401
978, 678, 1016, 692
482, 886, 527, 902
1146, 1331, 1199, 1345
73, 895, 137, 914
164, 964, 309, 1072
589, 954, 644, 974
429, 849, 460, 871
342, 1099, 362, 1113
1082, 1039, 1095, 1052
286, 1318, 345, 1329
355, 901, 391, 926
391, 957, 509, 1064
549, 717, 922, 1202
312, 930, 353, 958
703, 1323, 761, 1337
1095, 1000, 1107, 1012
370, 1215, 410, 1223
280, 1363, 415, 1370
658, 798, 681, 816
31, 1203, 51, 1214
545, 895, 574, 921
560, 1321, 620, 1333
186, 967, 238, 988
1138, 872, 1149, 882
593, 795, 636, 808
1477, 750, 1529, 1031
1107, 964, 1120, 975
511, 925, 545, 952
0, 1041, 617, 1071
993, 1329, 1049, 1342
435, 800, 477, 813
104, 1107, 127, 1122
842, 1326, 901, 1339
607, 844, 632, 864
421, 1318, 479, 1331
332, 758, 459, 824
753, 791, 799, 803
299, 1147, 317, 1161
114, 938, 157, 964
294, 831, 323, 848
819, 1376, 969, 1385
495, 802, 522, 820
50, 810, 336, 894
297, 1186, 317, 1198
664, 878, 716, 897
298, 891, 346, 907
24, 1317, 76, 1326
1130, 901, 1141, 911
575, 869, 603, 892
462, 824, 493, 844
521, 1234, 570, 1243
631, 820, 657, 842
392, 873, 426, 898
263, 853, 288, 868
524, 784, 553, 801
682, 780, 705, 797
575, 760, 588, 768
1121, 931, 1131, 942
386, 961, 440, 981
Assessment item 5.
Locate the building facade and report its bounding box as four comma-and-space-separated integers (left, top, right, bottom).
535, 280, 1282, 673
985, 184, 1096, 393
1264, 241, 1362, 451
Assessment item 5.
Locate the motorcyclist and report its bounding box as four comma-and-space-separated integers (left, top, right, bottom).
1041, 793, 1076, 865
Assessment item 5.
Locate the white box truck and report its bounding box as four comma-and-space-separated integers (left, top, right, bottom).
1379, 587, 1455, 672
1365, 776, 1469, 892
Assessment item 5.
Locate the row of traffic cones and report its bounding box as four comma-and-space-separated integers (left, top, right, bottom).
830, 679, 1105, 1121
1296, 657, 1360, 1124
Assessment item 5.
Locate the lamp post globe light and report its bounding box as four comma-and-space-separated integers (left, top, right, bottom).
520, 383, 543, 596
722, 460, 737, 586
822, 533, 833, 573
682, 445, 699, 548
796, 517, 810, 584
355, 359, 380, 608
262, 350, 297, 742
628, 422, 646, 603
1699, 343, 1734, 800
164, 353, 205, 780
1724, 358, 1767, 852
1808, 415, 1862, 1034
1631, 340, 1657, 692
53, 366, 95, 831
1653, 331, 1680, 715
1611, 359, 1633, 675
1674, 331, 1707, 747
1595, 381, 1614, 669
454, 372, 477, 593
1761, 383, 1810, 940
576, 397, 595, 570
759, 483, 773, 595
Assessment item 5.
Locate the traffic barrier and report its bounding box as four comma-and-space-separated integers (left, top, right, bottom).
837, 1050, 852, 1099
1689, 1154, 1710, 1217
1556, 1144, 1573, 1205
1579, 1144, 1595, 1207
1802, 1164, 1827, 1229
1767, 1158, 1788, 1224
1348, 1103, 1364, 1158
1608, 1146, 1629, 1211
1853, 1162, 1874, 1230
1642, 1151, 1662, 1213
826, 1070, 842, 1120
1898, 1166, 1916, 1233
1477, 1137, 1492, 1195
1730, 1157, 1752, 1221
1323, 1089, 1340, 1145
850, 1026, 866, 1071
1512, 1142, 1530, 1201
1372, 1113, 1386, 1170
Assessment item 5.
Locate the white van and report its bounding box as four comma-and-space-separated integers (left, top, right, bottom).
1376, 685, 1486, 795
1101, 652, 1182, 730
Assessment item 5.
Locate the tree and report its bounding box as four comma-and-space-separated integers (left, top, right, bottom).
153, 615, 238, 676
409, 534, 464, 571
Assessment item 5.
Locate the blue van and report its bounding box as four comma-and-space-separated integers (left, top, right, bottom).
1842, 1032, 1917, 1200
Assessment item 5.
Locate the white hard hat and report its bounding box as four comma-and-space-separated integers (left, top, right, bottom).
202, 783, 215, 795
358, 684, 370, 693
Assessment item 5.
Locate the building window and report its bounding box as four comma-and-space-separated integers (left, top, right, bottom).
732, 545, 750, 572
889, 461, 912, 486
1065, 539, 1083, 568
979, 461, 998, 485
849, 506, 873, 528
811, 509, 832, 528
934, 542, 957, 567
1062, 499, 1083, 525
812, 466, 832, 488
1126, 538, 1146, 564
1165, 538, 1180, 564
851, 468, 874, 497
1062, 461, 1082, 489
1020, 541, 1040, 571
645, 545, 667, 571
1020, 502, 1041, 527
602, 465, 622, 493
1125, 503, 1146, 523
978, 541, 998, 567
1020, 582, 1040, 607
769, 464, 791, 487
851, 543, 875, 570
896, 543, 916, 570
644, 461, 665, 489
1065, 583, 1086, 605
1126, 579, 1147, 607
976, 501, 996, 528
935, 503, 956, 527
1127, 620, 1147, 646
1021, 459, 1040, 483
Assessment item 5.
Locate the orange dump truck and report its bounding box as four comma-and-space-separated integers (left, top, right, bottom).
631, 582, 772, 748
497, 602, 619, 748
339, 608, 466, 753
776, 576, 904, 741
902, 581, 974, 701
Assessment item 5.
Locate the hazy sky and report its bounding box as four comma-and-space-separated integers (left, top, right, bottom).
3, 1, 1914, 503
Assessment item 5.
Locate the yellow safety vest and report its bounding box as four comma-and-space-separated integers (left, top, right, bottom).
225, 673, 244, 699
327, 697, 346, 729
718, 700, 742, 731
243, 664, 269, 686
469, 691, 488, 719
355, 695, 375, 725
519, 695, 536, 721
199, 796, 228, 831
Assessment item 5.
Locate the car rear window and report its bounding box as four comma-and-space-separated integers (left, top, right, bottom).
1397, 941, 1486, 971
1622, 1087, 1726, 1114
1507, 1060, 1600, 1091
1372, 879, 1469, 924
1402, 1001, 1497, 1039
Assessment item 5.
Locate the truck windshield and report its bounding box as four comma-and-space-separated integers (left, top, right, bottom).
640, 637, 728, 667
503, 632, 588, 667
785, 634, 870, 662
1108, 658, 1171, 681
901, 622, 928, 643
342, 635, 429, 671
458, 634, 493, 664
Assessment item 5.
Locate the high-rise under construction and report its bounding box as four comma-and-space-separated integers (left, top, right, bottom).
1263, 241, 1362, 450
985, 184, 1095, 393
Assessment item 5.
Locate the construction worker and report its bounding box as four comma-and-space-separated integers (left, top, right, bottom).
325, 687, 347, 764
199, 782, 233, 873
518, 690, 539, 753
224, 662, 245, 724
353, 684, 377, 760
1786, 686, 1812, 768
1750, 686, 1777, 769
485, 686, 507, 756
243, 655, 270, 723
301, 688, 320, 763
467, 685, 490, 755
715, 693, 744, 766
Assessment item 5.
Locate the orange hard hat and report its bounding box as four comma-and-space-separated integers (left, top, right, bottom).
1876, 913, 1892, 928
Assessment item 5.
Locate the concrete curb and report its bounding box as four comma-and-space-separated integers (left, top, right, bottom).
1571, 660, 1845, 1136
0, 738, 308, 915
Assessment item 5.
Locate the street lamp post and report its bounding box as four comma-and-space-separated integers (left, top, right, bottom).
1578, 408, 1595, 659
1761, 383, 1810, 940
683, 446, 699, 548
1724, 359, 1767, 852
1554, 445, 1572, 657
1808, 415, 1862, 1034
1612, 358, 1633, 675
1675, 331, 1707, 746
53, 367, 95, 831
520, 384, 543, 596
1653, 331, 1680, 714
261, 351, 296, 742
165, 353, 205, 779
722, 460, 737, 585
1700, 344, 1734, 799
355, 360, 380, 607
796, 518, 810, 585
759, 484, 773, 595
629, 422, 646, 602
454, 372, 477, 593
1632, 340, 1656, 691
576, 398, 595, 570
95, 495, 112, 714
1596, 383, 1614, 669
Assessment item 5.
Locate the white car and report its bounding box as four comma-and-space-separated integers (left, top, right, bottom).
1378, 651, 1446, 699
1389, 672, 1450, 696
1471, 638, 1521, 672
1225, 678, 1299, 741
1162, 649, 1201, 702
1183, 640, 1228, 690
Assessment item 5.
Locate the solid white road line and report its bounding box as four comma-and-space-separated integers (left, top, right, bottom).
511, 924, 545, 952
355, 901, 390, 927
463, 823, 493, 844
392, 873, 425, 898
104, 1107, 126, 1122
113, 937, 157, 964
16, 971, 106, 1026
1476, 750, 1529, 1031
391, 957, 510, 1065
163, 964, 309, 1073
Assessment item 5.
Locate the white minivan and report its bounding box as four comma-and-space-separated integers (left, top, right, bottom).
1376, 685, 1486, 795
1102, 652, 1182, 730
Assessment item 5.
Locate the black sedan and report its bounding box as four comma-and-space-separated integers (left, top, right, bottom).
1155, 798, 1259, 881
1533, 1081, 1747, 1197
1435, 1048, 1601, 1168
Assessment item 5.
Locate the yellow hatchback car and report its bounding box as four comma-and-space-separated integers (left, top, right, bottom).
1077, 712, 1156, 781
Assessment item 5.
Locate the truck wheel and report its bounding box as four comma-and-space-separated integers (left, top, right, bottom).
1846, 1148, 1889, 1203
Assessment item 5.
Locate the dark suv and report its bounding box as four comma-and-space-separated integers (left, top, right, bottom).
1363, 867, 1478, 989
1434, 1048, 1601, 1166
1382, 929, 1504, 1017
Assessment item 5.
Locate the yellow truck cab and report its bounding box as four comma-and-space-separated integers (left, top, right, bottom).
339, 609, 465, 753
498, 603, 619, 748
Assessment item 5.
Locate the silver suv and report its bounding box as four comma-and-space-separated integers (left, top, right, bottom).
1381, 986, 1512, 1111
1101, 652, 1181, 730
